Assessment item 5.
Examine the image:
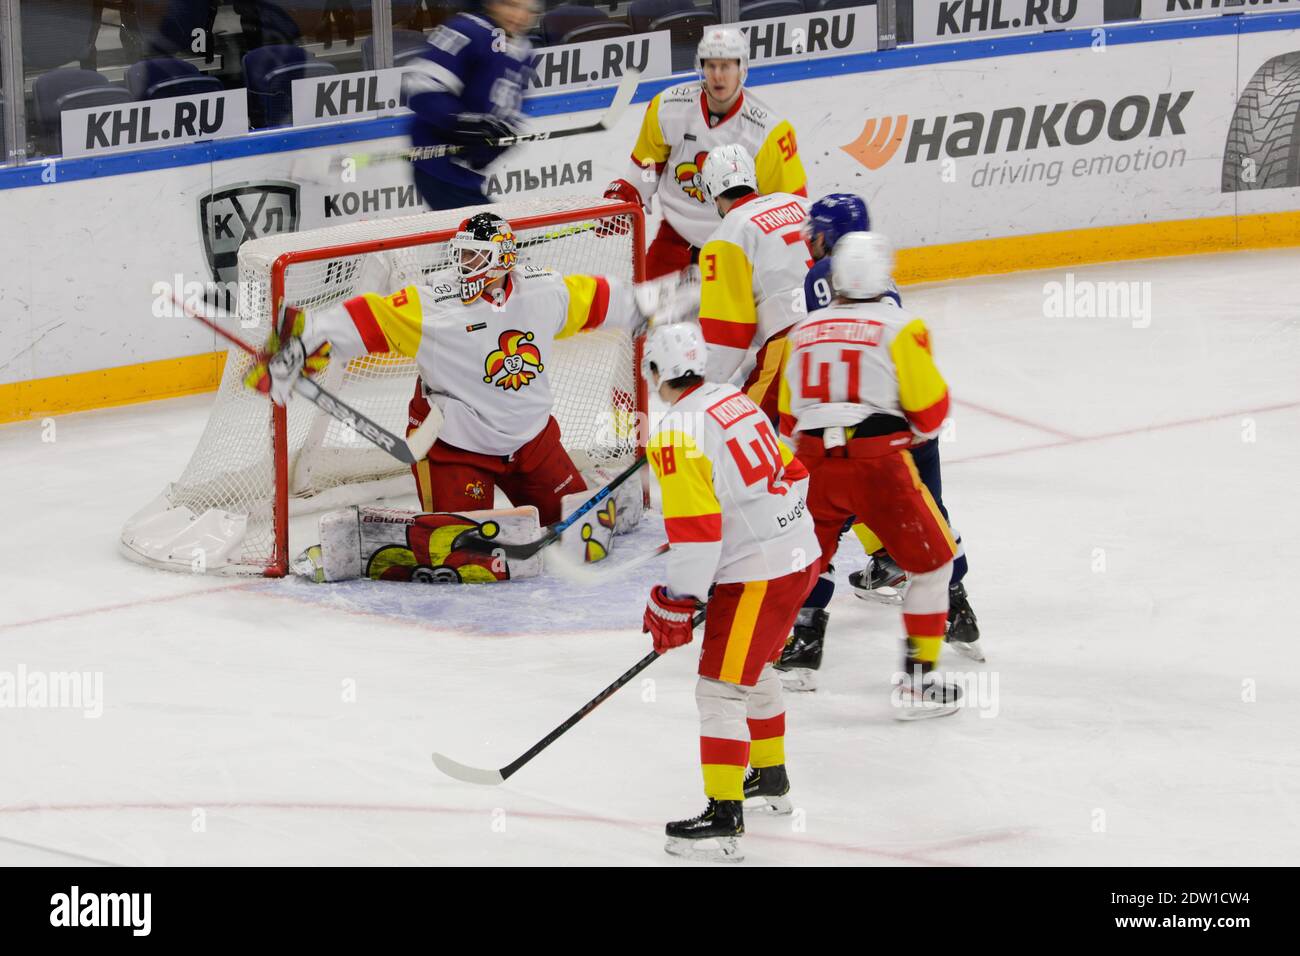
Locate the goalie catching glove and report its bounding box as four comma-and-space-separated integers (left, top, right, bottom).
643, 585, 700, 655
243, 305, 330, 405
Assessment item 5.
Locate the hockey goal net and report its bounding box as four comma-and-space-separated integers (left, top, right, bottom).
122, 196, 646, 576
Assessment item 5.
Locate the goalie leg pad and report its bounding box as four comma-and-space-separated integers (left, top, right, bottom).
555, 488, 618, 565
295, 505, 543, 583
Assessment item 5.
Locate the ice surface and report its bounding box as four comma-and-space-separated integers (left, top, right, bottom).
2, 250, 1298, 866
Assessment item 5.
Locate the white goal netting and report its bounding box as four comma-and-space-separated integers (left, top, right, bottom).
122, 197, 644, 576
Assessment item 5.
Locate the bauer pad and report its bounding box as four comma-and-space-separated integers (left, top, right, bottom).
554, 489, 618, 565
293, 505, 543, 583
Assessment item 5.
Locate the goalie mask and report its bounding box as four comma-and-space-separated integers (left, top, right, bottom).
450, 212, 518, 304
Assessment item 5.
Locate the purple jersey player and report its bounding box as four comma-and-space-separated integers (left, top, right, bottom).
403, 0, 539, 210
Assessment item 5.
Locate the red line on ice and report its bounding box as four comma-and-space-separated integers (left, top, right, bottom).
0, 799, 1025, 865
952, 398, 1079, 440
947, 399, 1300, 465
0, 581, 259, 634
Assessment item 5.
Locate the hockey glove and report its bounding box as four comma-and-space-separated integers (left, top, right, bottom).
243, 305, 330, 405
450, 112, 518, 145
643, 585, 699, 655
596, 180, 641, 237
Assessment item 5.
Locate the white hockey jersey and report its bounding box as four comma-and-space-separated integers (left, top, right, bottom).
647, 382, 820, 599
623, 83, 807, 248
697, 191, 813, 385
779, 300, 951, 439
302, 266, 638, 456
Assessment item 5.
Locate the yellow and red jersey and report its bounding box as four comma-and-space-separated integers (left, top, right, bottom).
623, 83, 807, 248
779, 301, 950, 440
696, 191, 812, 385
647, 382, 820, 601
301, 265, 636, 456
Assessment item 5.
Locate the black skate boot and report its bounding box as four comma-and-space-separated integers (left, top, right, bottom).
774, 608, 827, 691
891, 667, 963, 722
849, 551, 908, 606
665, 799, 745, 862
743, 765, 792, 815
945, 582, 985, 662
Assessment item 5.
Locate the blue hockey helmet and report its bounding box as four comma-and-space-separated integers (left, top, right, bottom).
803, 194, 871, 258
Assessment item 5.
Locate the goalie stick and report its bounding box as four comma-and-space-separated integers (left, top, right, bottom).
176, 295, 441, 466
458, 455, 647, 559
341, 68, 641, 171
432, 610, 705, 786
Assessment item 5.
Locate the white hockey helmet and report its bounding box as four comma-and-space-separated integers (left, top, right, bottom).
697, 27, 748, 85
831, 232, 895, 300
701, 143, 757, 204
643, 322, 708, 385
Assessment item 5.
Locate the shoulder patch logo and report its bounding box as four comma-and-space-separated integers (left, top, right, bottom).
484, 329, 543, 390
913, 329, 931, 353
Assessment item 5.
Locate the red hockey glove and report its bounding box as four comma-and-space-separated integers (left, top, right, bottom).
643, 585, 699, 655
596, 180, 641, 237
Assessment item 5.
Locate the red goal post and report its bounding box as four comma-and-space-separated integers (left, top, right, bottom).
121, 197, 648, 577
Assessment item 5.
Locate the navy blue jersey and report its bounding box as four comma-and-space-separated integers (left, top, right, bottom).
803, 257, 902, 314
405, 13, 531, 192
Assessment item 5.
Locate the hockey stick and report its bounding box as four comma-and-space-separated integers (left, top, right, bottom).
545, 540, 669, 586
458, 455, 647, 559
432, 609, 705, 786
342, 68, 641, 170
177, 295, 441, 466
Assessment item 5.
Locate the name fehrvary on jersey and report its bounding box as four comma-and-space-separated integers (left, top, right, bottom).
781, 301, 951, 439
698, 192, 813, 383
302, 267, 637, 456
648, 382, 820, 598
626, 85, 807, 248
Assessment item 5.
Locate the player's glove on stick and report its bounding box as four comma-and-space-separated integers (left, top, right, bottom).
643, 585, 700, 655
596, 180, 641, 237
451, 112, 518, 144
243, 305, 330, 405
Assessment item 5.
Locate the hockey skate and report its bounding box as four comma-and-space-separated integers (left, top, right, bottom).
891, 670, 963, 721
665, 799, 745, 863
945, 582, 985, 662
849, 553, 909, 606
743, 765, 793, 815
774, 608, 827, 692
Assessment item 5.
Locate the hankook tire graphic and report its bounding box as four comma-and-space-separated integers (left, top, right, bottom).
1222, 51, 1300, 192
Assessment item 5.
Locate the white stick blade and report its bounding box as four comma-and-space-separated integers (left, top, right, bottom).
432, 752, 506, 786
602, 69, 641, 128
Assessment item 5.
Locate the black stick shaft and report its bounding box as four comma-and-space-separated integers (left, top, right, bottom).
498, 610, 706, 781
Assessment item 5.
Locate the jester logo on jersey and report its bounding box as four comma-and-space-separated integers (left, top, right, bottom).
674, 150, 710, 203
365, 513, 509, 584
484, 329, 543, 390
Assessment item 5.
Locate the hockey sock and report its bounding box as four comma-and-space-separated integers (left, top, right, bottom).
697, 678, 749, 800
901, 564, 952, 674
851, 522, 884, 554
799, 571, 835, 616
746, 666, 786, 769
